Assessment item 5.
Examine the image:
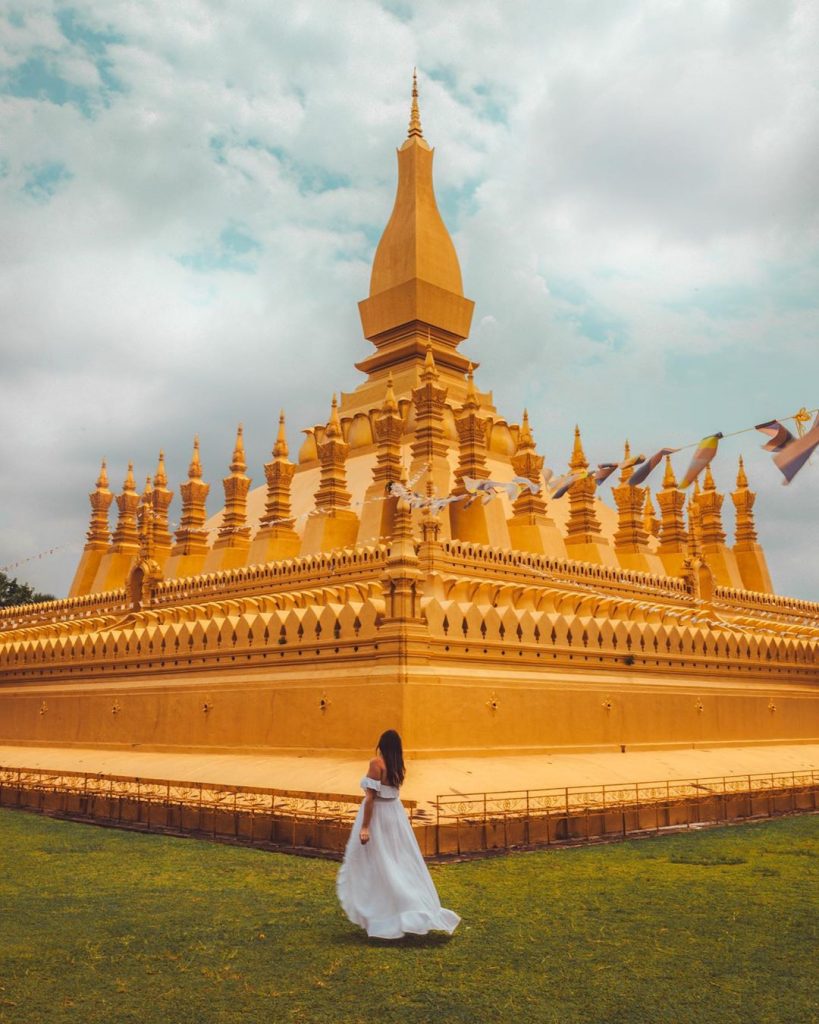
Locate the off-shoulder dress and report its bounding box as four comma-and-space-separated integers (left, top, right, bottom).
336, 776, 460, 939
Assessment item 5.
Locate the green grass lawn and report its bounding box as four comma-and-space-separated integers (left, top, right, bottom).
0, 809, 816, 1024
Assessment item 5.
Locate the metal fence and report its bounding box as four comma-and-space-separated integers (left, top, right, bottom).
0, 765, 417, 856
428, 770, 819, 857
0, 764, 815, 859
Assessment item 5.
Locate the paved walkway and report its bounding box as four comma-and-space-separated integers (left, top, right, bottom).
1, 743, 816, 810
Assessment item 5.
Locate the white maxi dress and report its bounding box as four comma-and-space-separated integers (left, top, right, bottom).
336, 776, 460, 939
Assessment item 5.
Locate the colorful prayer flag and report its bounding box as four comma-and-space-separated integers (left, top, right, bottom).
628, 447, 678, 487
551, 469, 594, 499
679, 433, 723, 488
755, 420, 795, 452
619, 453, 646, 472
594, 463, 619, 485
772, 413, 819, 484
548, 472, 578, 499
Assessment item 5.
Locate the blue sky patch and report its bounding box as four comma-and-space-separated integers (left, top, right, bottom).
178, 224, 262, 274
548, 275, 628, 351
4, 56, 94, 115
2, 8, 124, 116
56, 8, 125, 56
230, 138, 352, 196
57, 7, 125, 98
380, 0, 414, 23
23, 161, 72, 202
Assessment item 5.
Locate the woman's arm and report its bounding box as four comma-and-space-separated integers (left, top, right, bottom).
359, 757, 383, 845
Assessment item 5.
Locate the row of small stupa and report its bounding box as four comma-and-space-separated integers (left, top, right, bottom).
69, 358, 771, 598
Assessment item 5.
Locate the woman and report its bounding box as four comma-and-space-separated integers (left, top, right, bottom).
336, 729, 460, 940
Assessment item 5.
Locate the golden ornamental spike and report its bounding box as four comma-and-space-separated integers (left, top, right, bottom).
273, 410, 289, 459
662, 454, 677, 490
382, 373, 398, 413
153, 449, 168, 488
230, 423, 246, 473
327, 394, 342, 438
735, 454, 749, 489
408, 67, 423, 139
188, 435, 203, 479
463, 363, 478, 409
421, 343, 438, 383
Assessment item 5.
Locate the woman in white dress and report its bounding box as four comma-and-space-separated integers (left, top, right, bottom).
336, 729, 460, 940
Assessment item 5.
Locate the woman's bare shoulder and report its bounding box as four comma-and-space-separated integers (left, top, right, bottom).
366, 756, 385, 781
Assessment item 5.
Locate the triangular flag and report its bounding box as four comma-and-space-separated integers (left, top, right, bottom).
679, 434, 723, 488
755, 420, 795, 452
628, 447, 678, 487
772, 414, 819, 484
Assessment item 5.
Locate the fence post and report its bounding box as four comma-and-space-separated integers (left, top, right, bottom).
482, 793, 487, 852
525, 790, 530, 846
436, 796, 441, 857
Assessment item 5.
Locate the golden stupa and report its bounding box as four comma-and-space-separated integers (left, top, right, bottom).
0, 75, 816, 770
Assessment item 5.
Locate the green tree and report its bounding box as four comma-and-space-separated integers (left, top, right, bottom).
0, 571, 55, 607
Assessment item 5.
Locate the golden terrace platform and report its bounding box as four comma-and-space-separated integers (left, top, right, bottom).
1, 743, 817, 810
0, 77, 817, 788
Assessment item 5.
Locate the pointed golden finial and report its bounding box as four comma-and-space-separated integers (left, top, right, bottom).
570, 424, 587, 470
96, 458, 109, 490
142, 474, 153, 500
703, 464, 716, 491
123, 461, 136, 493
188, 435, 203, 480
519, 409, 534, 447
408, 67, 423, 139
662, 454, 677, 489
463, 363, 478, 410
326, 394, 342, 438
735, 454, 748, 489
619, 439, 633, 483
643, 487, 661, 538
273, 410, 289, 459
230, 424, 246, 473
382, 373, 398, 414
153, 450, 168, 488
421, 343, 438, 383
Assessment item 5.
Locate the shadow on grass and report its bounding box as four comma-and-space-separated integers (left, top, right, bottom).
332, 926, 455, 949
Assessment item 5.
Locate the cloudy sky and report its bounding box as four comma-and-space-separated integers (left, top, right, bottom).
1, 0, 818, 600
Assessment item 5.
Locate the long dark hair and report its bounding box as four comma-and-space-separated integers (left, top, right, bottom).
377, 729, 405, 788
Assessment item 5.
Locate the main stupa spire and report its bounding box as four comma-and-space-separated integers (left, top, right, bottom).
356, 70, 474, 381
408, 67, 423, 139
